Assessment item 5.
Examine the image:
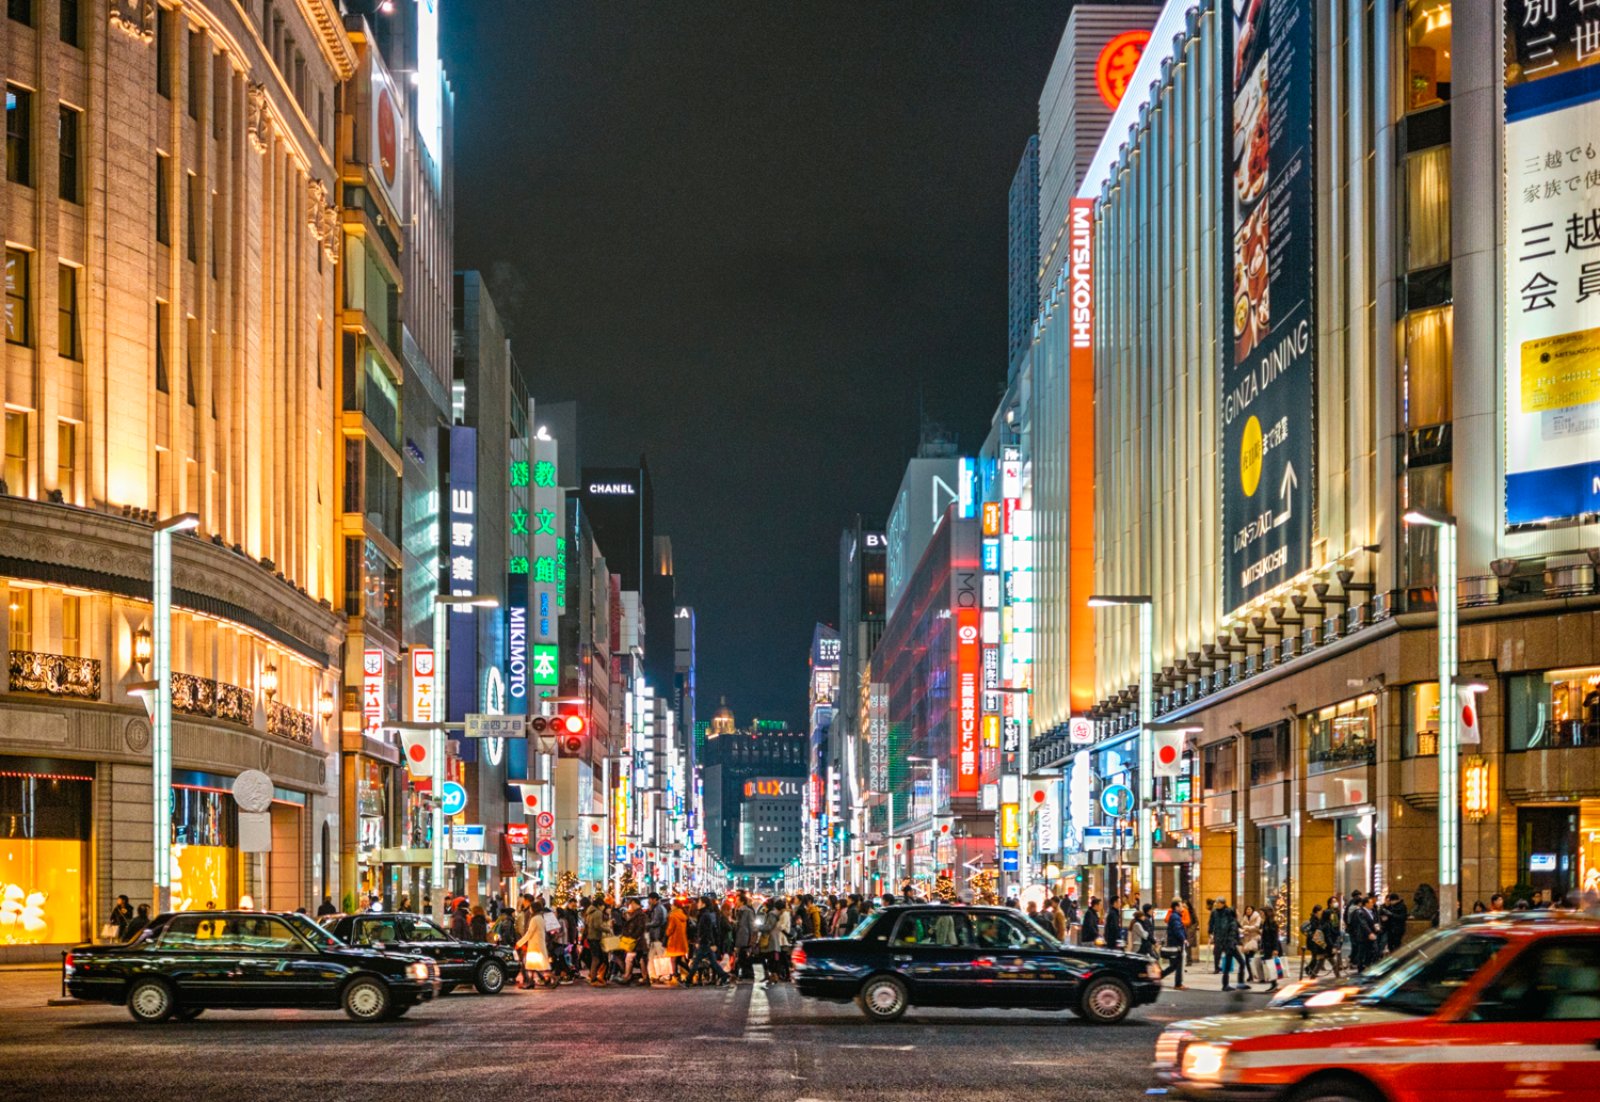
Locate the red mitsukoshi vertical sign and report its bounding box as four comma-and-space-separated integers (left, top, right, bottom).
955, 608, 980, 794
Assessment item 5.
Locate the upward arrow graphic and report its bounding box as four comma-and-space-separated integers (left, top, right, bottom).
1273, 462, 1298, 528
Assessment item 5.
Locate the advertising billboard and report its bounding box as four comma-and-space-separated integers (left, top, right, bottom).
1220, 0, 1317, 614
445, 427, 478, 722
364, 43, 406, 221
1503, 2, 1600, 526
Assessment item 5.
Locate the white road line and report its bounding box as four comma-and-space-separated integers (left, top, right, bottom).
742, 980, 773, 1043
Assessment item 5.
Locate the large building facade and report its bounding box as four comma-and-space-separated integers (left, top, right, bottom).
1, 0, 352, 956
1023, 0, 1600, 928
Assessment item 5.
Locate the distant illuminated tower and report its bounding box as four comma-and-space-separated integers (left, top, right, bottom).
709, 698, 737, 738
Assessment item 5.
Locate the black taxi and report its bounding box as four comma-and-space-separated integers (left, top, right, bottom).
326, 911, 519, 994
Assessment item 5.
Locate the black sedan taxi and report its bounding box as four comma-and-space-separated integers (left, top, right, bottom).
64, 910, 439, 1023
793, 903, 1162, 1022
326, 911, 518, 995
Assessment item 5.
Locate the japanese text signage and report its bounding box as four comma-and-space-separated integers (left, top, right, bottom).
868, 682, 889, 793
1503, 0, 1600, 525
1220, 0, 1317, 613
362, 648, 385, 734
410, 647, 434, 722
446, 427, 478, 722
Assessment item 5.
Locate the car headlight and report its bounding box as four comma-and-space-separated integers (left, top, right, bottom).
1146, 961, 1162, 981
1180, 1042, 1231, 1084
1153, 1028, 1191, 1067
1269, 979, 1311, 1006
409, 962, 430, 981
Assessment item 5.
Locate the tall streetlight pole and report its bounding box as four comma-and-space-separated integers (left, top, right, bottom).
431, 593, 498, 923
1088, 595, 1155, 897
148, 513, 198, 913
1402, 508, 1460, 924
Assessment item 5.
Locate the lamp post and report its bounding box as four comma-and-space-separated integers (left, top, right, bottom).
1402, 508, 1459, 924
149, 513, 198, 913
431, 593, 498, 923
1088, 594, 1155, 897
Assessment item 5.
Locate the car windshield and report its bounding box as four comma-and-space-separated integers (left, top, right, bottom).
283, 913, 345, 950
1358, 931, 1508, 1016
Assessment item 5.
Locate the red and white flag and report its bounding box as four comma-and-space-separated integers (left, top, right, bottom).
514, 784, 541, 814
1458, 687, 1482, 745
1152, 727, 1186, 776
399, 730, 433, 779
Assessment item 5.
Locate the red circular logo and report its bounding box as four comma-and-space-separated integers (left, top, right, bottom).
1095, 30, 1152, 110
1462, 704, 1476, 728
1158, 745, 1178, 765
589, 822, 601, 833
407, 744, 426, 763
523, 793, 538, 809
1032, 789, 1046, 804
1350, 789, 1364, 803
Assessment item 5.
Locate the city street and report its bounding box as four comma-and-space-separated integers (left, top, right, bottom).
0, 970, 1248, 1100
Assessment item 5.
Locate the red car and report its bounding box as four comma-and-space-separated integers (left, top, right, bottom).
1151, 912, 1600, 1101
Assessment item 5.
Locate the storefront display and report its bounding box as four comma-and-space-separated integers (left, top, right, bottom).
171, 780, 238, 911
1508, 669, 1600, 750
0, 757, 91, 945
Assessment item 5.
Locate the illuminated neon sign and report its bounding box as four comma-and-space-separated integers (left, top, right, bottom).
1095, 30, 1151, 110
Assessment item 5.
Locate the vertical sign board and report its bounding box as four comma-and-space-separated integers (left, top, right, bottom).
1220, 0, 1316, 614
868, 682, 889, 794
953, 514, 981, 796
410, 647, 435, 722
503, 573, 530, 791
531, 433, 563, 636
1067, 197, 1098, 713
362, 648, 385, 734
1503, 3, 1600, 525
445, 427, 478, 723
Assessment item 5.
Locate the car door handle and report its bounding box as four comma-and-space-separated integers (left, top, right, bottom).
892, 954, 912, 962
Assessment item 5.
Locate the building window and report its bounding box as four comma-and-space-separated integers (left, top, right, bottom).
7, 0, 31, 26
1306, 694, 1379, 774
1201, 740, 1236, 793
210, 191, 220, 277
1402, 682, 1441, 757
1403, 306, 1452, 428
1403, 464, 1452, 587
57, 104, 80, 203
1509, 670, 1600, 751
187, 28, 203, 119
56, 264, 78, 360
8, 590, 34, 652
155, 153, 170, 245
185, 318, 199, 406
3, 409, 27, 496
55, 420, 76, 504
156, 6, 174, 98
1405, 145, 1451, 271
155, 301, 170, 392
186, 172, 198, 262
61, 595, 80, 657
4, 248, 29, 347
1405, 0, 1451, 112
6, 84, 32, 186
59, 0, 79, 46
1248, 723, 1289, 786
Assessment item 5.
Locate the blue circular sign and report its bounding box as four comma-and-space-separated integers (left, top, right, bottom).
440, 781, 468, 817
1100, 783, 1134, 817
534, 838, 555, 857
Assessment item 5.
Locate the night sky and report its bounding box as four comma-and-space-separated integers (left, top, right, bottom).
444, 1, 1076, 727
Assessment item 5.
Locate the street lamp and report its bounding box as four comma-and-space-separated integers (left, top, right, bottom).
1402, 508, 1459, 923
430, 593, 498, 923
150, 512, 198, 913
906, 755, 940, 882
1088, 594, 1155, 897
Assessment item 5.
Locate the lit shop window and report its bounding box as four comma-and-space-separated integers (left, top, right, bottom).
1306, 695, 1379, 774
1404, 682, 1442, 758
1405, 1, 1452, 112
0, 761, 91, 945
1404, 145, 1451, 272
1509, 670, 1600, 751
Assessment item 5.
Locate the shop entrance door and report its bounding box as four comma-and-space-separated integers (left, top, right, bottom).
1518, 806, 1578, 901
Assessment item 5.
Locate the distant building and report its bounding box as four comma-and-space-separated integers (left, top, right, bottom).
1007, 135, 1040, 377
700, 708, 806, 873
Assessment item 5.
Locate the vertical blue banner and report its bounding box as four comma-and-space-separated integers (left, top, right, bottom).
446, 426, 479, 726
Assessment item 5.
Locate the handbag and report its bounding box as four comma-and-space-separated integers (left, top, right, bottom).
543, 911, 561, 934
602, 935, 624, 953
99, 923, 120, 940
617, 935, 637, 952
524, 948, 548, 970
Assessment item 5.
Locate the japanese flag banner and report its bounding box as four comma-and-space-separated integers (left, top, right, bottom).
515, 784, 541, 814
1459, 687, 1482, 746
399, 730, 433, 779
1153, 727, 1186, 776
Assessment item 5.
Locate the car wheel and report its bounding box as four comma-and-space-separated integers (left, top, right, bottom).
856, 975, 909, 1022
342, 977, 392, 1022
1078, 975, 1133, 1024
1287, 1077, 1382, 1102
126, 979, 175, 1024
474, 960, 506, 995
174, 1007, 205, 1021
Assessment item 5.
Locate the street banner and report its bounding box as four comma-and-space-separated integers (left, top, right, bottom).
398, 730, 433, 780
1152, 727, 1186, 776
1458, 687, 1482, 746
1220, 0, 1317, 613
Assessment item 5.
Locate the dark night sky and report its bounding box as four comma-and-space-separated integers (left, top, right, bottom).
443, 1, 1076, 727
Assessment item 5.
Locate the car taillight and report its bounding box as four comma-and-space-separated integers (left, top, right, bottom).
791, 946, 807, 967
63, 951, 74, 975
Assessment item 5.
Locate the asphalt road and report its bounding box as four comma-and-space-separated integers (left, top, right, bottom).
0, 969, 1249, 1101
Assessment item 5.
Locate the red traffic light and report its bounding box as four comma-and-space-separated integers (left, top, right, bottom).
559, 714, 585, 736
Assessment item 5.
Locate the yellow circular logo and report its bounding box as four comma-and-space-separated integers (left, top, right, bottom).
1240, 415, 1263, 497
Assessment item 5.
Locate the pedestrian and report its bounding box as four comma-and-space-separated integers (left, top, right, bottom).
619, 899, 649, 985
1079, 897, 1102, 945
1179, 897, 1197, 965
1206, 899, 1222, 972
1050, 897, 1068, 942
1259, 906, 1282, 992
766, 898, 792, 983
1131, 903, 1158, 956
1327, 894, 1347, 976
1381, 891, 1409, 955
469, 904, 489, 942
1348, 894, 1380, 970
1211, 899, 1248, 991
517, 902, 553, 988
1162, 898, 1187, 988
664, 897, 691, 984
493, 904, 516, 947
733, 891, 758, 982
1302, 904, 1330, 978
1239, 904, 1263, 981
1103, 896, 1123, 950
694, 894, 730, 985
645, 891, 668, 950
124, 903, 151, 941
108, 895, 134, 941
582, 895, 612, 985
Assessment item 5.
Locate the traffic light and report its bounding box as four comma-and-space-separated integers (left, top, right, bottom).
557, 712, 586, 754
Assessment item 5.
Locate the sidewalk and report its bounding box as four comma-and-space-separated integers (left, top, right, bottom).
1152, 946, 1306, 996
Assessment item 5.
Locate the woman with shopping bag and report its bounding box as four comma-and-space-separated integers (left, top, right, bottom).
516, 901, 553, 988
664, 898, 691, 985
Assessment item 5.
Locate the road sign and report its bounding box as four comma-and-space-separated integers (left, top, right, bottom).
1083, 825, 1115, 850
465, 714, 525, 739
1100, 783, 1134, 817
536, 811, 554, 829
535, 838, 555, 857
1001, 848, 1019, 872
440, 781, 468, 817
